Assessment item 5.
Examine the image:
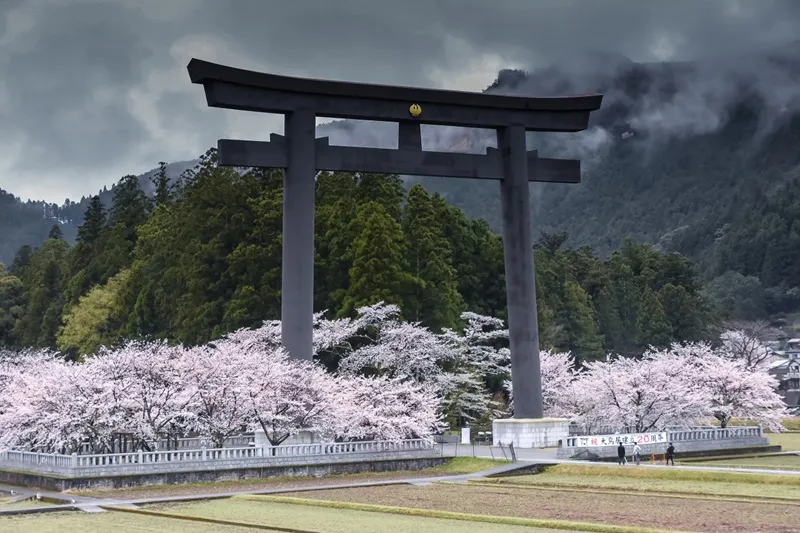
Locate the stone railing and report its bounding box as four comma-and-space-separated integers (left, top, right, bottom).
667, 426, 762, 443
561, 426, 763, 449
0, 438, 438, 478
29, 435, 256, 455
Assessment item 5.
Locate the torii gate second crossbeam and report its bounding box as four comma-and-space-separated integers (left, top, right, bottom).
188, 58, 603, 425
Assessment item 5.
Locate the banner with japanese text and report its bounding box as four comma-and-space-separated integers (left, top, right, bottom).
574, 432, 668, 448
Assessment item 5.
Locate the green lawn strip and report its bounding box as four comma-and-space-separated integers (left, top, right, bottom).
103, 505, 318, 533
768, 432, 800, 451
0, 499, 56, 510
462, 480, 800, 506
679, 452, 800, 463
235, 494, 699, 533
677, 461, 800, 471
541, 463, 800, 485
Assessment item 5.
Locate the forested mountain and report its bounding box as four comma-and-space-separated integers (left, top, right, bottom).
1, 44, 798, 326
0, 161, 197, 266
320, 45, 800, 320
0, 150, 714, 365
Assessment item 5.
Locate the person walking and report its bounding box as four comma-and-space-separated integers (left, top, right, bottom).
617, 442, 626, 465
633, 443, 642, 465
666, 442, 675, 466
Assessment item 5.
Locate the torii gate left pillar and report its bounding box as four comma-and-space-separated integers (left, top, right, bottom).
281, 108, 316, 363
188, 59, 602, 447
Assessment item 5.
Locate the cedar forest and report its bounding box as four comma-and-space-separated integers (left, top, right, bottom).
0, 148, 716, 367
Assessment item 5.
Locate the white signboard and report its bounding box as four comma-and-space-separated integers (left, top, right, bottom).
573, 432, 667, 448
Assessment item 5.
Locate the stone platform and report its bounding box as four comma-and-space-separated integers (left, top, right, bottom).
492, 418, 569, 448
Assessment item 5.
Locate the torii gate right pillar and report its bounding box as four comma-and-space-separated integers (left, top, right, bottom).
499, 124, 544, 420
492, 124, 568, 448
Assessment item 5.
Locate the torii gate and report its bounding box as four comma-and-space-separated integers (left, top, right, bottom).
188, 59, 602, 446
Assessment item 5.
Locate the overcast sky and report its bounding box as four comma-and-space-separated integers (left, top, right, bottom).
1, 0, 799, 203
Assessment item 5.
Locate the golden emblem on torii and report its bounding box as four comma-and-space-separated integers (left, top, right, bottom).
409, 103, 422, 117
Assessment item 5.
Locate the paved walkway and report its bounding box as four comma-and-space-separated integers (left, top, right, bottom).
439, 443, 560, 461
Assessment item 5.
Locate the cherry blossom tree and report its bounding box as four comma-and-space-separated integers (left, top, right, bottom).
92, 341, 196, 449
332, 375, 443, 441
238, 345, 341, 446
719, 328, 773, 371
437, 312, 512, 423
0, 353, 120, 453
505, 350, 576, 418
0, 354, 71, 451
572, 350, 710, 432
182, 344, 250, 448
442, 312, 510, 377
689, 353, 787, 430
338, 316, 456, 385
219, 308, 365, 360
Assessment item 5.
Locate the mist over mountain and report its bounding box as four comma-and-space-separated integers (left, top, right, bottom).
2, 42, 799, 318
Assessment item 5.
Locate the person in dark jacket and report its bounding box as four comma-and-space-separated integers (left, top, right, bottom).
617, 442, 626, 465
666, 443, 675, 466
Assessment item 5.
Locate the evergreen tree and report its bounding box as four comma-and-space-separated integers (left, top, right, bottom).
0, 264, 25, 348
48, 225, 63, 241
433, 194, 505, 318
13, 237, 69, 349
315, 172, 360, 313
356, 173, 405, 221
77, 196, 107, 245
9, 245, 32, 277
64, 196, 108, 309
57, 269, 132, 357
402, 184, 464, 331
340, 202, 418, 317
151, 162, 173, 206
100, 175, 152, 283
637, 287, 672, 348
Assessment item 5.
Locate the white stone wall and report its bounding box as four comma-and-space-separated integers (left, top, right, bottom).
493, 418, 570, 448
254, 430, 320, 447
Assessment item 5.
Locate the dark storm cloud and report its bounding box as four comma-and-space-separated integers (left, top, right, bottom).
1, 0, 799, 201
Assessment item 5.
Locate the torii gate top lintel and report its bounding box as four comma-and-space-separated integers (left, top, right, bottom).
187, 58, 603, 131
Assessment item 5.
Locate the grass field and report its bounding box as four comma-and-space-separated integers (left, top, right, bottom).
768, 431, 800, 451
680, 453, 800, 470
0, 498, 55, 510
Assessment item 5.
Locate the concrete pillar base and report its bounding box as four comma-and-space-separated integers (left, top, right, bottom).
492, 418, 570, 448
